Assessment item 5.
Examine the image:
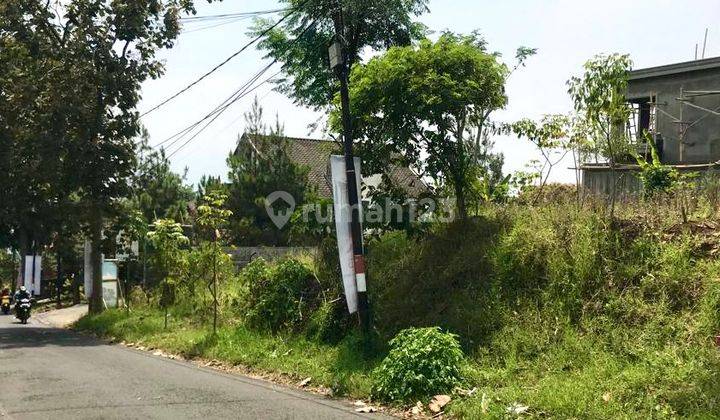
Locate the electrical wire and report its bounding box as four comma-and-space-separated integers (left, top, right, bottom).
179, 8, 290, 22
140, 2, 307, 117
158, 18, 319, 158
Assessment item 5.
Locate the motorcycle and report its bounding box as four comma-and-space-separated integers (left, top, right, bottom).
16, 298, 31, 324
1, 295, 10, 315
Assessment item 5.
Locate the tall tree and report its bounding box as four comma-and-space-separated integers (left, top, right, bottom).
344, 33, 511, 219
1, 0, 219, 312
252, 0, 429, 109
132, 131, 195, 224
227, 103, 309, 245
567, 53, 633, 217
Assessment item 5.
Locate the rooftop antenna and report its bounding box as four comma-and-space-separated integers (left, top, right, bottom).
702, 28, 709, 59
695, 43, 699, 60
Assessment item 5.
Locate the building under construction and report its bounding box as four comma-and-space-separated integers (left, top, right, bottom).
581, 56, 720, 195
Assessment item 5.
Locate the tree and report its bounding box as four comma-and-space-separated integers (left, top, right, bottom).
132, 131, 195, 224
510, 114, 577, 202
252, 0, 429, 109
0, 2, 76, 267
147, 219, 189, 329
567, 54, 633, 217
0, 0, 219, 313
344, 33, 511, 219
226, 103, 310, 245
196, 175, 225, 198
196, 191, 232, 334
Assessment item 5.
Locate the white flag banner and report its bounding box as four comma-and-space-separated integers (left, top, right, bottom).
330, 155, 363, 314
23, 255, 42, 296
84, 240, 93, 298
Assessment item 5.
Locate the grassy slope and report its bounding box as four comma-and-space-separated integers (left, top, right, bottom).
77, 201, 720, 418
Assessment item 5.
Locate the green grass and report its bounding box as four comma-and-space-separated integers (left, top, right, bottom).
74, 309, 375, 398
75, 200, 720, 418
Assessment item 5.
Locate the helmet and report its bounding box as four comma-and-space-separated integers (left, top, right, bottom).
19, 286, 26, 292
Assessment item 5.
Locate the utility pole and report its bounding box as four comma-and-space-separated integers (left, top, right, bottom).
330, 1, 370, 334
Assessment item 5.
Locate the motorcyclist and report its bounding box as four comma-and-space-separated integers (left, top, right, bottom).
14, 286, 30, 307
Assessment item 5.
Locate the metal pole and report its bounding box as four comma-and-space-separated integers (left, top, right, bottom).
331, 3, 370, 334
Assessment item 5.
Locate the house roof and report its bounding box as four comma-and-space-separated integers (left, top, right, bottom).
234, 133, 428, 198
629, 56, 720, 81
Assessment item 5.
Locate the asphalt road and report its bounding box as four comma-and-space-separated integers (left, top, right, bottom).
0, 312, 381, 419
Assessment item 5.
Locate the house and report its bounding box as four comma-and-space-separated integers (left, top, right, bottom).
581, 57, 720, 195
233, 133, 428, 199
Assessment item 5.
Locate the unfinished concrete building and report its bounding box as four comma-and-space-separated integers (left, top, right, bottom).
581, 57, 720, 195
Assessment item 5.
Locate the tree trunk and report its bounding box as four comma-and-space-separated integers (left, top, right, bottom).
89, 210, 103, 314
72, 273, 80, 305
455, 184, 468, 220
212, 239, 218, 335
56, 251, 62, 309
16, 229, 29, 291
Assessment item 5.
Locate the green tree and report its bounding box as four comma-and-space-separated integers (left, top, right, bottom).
567, 53, 633, 217
0, 2, 75, 262
252, 0, 429, 109
344, 33, 510, 219
196, 175, 226, 198
132, 131, 195, 224
226, 103, 309, 245
0, 0, 219, 313
196, 191, 232, 334
147, 219, 189, 329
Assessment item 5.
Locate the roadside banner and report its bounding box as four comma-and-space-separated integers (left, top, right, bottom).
23, 255, 42, 296
330, 155, 363, 314
84, 240, 93, 298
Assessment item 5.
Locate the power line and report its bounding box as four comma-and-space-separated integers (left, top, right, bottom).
160, 18, 319, 158
158, 61, 277, 152
140, 4, 304, 118
166, 68, 282, 159
181, 17, 251, 35
179, 8, 290, 22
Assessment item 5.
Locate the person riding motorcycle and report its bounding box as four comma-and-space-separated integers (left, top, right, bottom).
0, 288, 10, 315
13, 286, 32, 323
14, 286, 30, 302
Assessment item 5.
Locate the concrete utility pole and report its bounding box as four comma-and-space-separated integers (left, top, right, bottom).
329, 1, 370, 333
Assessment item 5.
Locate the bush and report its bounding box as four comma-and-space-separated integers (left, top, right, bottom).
305, 299, 353, 344
371, 327, 465, 402
368, 219, 504, 347
242, 258, 316, 332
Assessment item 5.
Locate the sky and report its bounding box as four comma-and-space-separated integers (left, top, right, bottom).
139, 0, 720, 187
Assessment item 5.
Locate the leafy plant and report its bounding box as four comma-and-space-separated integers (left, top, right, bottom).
146, 219, 189, 328
242, 258, 315, 332
371, 327, 465, 402
635, 135, 678, 196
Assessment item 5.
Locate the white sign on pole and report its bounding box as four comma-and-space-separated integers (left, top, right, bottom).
330, 155, 363, 314
102, 261, 119, 308
84, 240, 93, 298
23, 256, 42, 296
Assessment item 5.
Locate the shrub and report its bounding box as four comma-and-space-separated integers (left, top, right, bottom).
305, 299, 353, 344
368, 219, 503, 347
242, 258, 315, 332
371, 327, 465, 402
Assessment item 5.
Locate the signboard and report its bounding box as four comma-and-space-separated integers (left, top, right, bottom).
330, 155, 363, 314
23, 255, 42, 296
102, 261, 118, 281
102, 280, 118, 308
83, 241, 93, 298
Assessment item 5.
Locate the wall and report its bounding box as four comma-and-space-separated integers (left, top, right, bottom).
628, 67, 720, 164
227, 246, 316, 270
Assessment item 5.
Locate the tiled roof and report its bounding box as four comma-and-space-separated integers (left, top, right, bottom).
235, 133, 428, 198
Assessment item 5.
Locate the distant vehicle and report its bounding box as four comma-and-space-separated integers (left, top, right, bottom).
1, 294, 10, 315
16, 298, 31, 324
